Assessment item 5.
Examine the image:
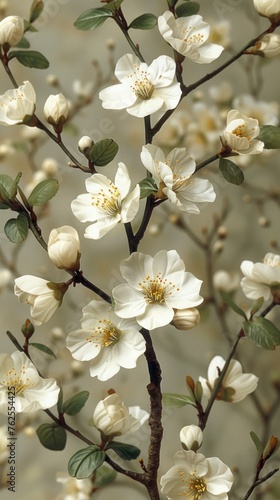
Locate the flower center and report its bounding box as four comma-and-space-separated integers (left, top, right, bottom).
178, 23, 205, 45
87, 320, 122, 348
91, 184, 121, 216
139, 273, 178, 304
263, 253, 280, 268
4, 367, 33, 395
133, 78, 154, 100
177, 469, 206, 499
232, 123, 255, 140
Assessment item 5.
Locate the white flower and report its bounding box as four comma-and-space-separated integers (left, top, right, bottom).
0, 15, 24, 47
0, 81, 36, 126
0, 426, 8, 465
14, 275, 68, 325
232, 95, 279, 126
0, 351, 59, 413
221, 109, 264, 156
44, 93, 70, 130
56, 473, 93, 500
253, 0, 280, 20
160, 450, 234, 499
99, 53, 181, 118
140, 144, 216, 213
209, 20, 231, 50
48, 225, 81, 271
171, 307, 200, 330
71, 163, 140, 239
199, 356, 259, 403
240, 252, 280, 301
66, 300, 146, 381
158, 12, 224, 63
213, 270, 240, 293
112, 250, 203, 330
92, 392, 148, 439
253, 33, 280, 57
180, 425, 203, 452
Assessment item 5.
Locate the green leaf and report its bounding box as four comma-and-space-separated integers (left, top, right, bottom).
162, 393, 195, 409
250, 431, 263, 454
15, 37, 31, 49
93, 465, 117, 488
4, 214, 29, 243
129, 14, 157, 30
63, 391, 89, 416
105, 441, 141, 460
257, 125, 280, 149
68, 446, 105, 479
30, 0, 44, 23
194, 381, 203, 403
0, 174, 19, 202
244, 317, 280, 350
139, 178, 158, 198
168, 0, 179, 7
219, 157, 244, 185
8, 50, 49, 69
23, 20, 38, 32
74, 8, 112, 31
36, 423, 67, 451
250, 297, 265, 317
176, 2, 200, 17
57, 388, 63, 415
220, 291, 247, 320
29, 342, 56, 358
9, 172, 22, 200
105, 0, 124, 10
89, 139, 119, 166
28, 178, 59, 206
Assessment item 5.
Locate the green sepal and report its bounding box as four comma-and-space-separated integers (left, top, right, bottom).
68, 446, 105, 479
36, 423, 67, 451
162, 392, 196, 408
220, 291, 247, 319
15, 37, 31, 49
8, 50, 49, 69
29, 342, 56, 358
257, 125, 280, 149
244, 317, 280, 350
4, 214, 29, 243
28, 178, 59, 206
89, 138, 119, 166
63, 391, 90, 416
105, 441, 141, 460
219, 157, 244, 185
176, 2, 200, 17
129, 14, 157, 30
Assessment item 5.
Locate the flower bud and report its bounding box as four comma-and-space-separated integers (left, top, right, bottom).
180, 425, 203, 452
253, 33, 280, 57
171, 308, 200, 330
213, 270, 240, 293
262, 435, 279, 460
47, 225, 81, 271
78, 136, 93, 158
253, 0, 280, 21
21, 319, 35, 339
43, 93, 70, 133
0, 15, 24, 48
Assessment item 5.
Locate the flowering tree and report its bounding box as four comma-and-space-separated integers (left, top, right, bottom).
0, 1, 280, 499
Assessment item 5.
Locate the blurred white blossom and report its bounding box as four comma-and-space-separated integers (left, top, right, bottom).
240, 252, 280, 301
56, 473, 93, 500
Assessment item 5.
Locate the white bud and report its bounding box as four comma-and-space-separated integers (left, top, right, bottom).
48, 225, 81, 271
0, 15, 24, 47
180, 425, 203, 452
253, 0, 280, 20
46, 74, 60, 87
213, 270, 240, 293
254, 33, 280, 57
41, 158, 58, 176
78, 136, 93, 156
44, 93, 70, 131
171, 308, 200, 330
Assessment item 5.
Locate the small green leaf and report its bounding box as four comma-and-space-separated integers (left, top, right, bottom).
0, 174, 18, 202
105, 441, 141, 460
57, 388, 63, 415
105, 0, 124, 10
9, 172, 22, 200
36, 423, 67, 450
29, 342, 56, 358
4, 214, 29, 243
30, 0, 44, 23
74, 8, 112, 31
176, 2, 200, 17
68, 446, 105, 479
220, 291, 247, 319
139, 178, 158, 198
93, 465, 117, 488
15, 37, 31, 49
168, 0, 179, 7
28, 178, 59, 206
8, 50, 49, 69
63, 391, 89, 416
250, 297, 265, 317
129, 14, 157, 30
23, 20, 38, 32
162, 393, 195, 409
244, 317, 280, 350
89, 139, 119, 166
194, 381, 203, 403
219, 157, 244, 185
257, 125, 280, 149
250, 431, 263, 455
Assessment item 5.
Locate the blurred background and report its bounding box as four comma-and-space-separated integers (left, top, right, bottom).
0, 0, 280, 498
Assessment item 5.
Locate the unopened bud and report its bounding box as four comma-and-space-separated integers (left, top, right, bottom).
44, 93, 70, 133
180, 425, 203, 452
213, 241, 224, 254
217, 225, 227, 239
258, 216, 270, 227
21, 319, 35, 339
172, 308, 200, 330
78, 136, 94, 158
0, 15, 24, 48
262, 435, 279, 460
46, 74, 60, 87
